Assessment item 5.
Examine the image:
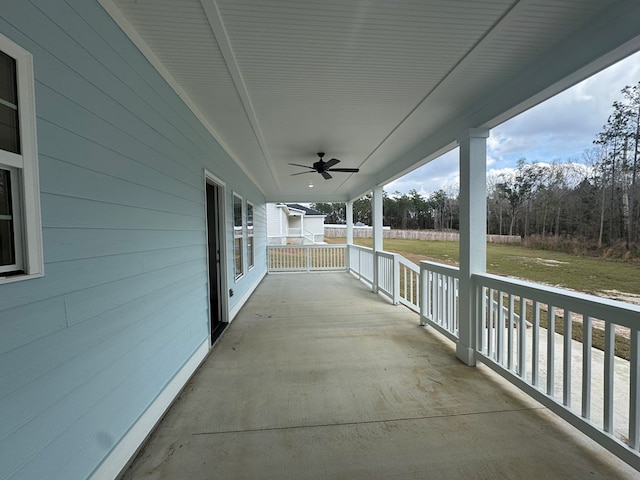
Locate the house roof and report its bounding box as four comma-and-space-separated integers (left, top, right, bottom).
285, 204, 325, 217
104, 0, 640, 203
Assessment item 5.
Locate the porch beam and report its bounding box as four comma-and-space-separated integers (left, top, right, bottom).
457, 128, 489, 366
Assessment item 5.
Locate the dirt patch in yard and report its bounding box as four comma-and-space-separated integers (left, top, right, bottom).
532, 258, 568, 266
600, 289, 640, 306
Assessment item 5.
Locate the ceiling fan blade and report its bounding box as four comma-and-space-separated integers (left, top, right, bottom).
321, 171, 332, 180
327, 168, 359, 173
288, 163, 314, 169
324, 158, 340, 169
290, 171, 314, 176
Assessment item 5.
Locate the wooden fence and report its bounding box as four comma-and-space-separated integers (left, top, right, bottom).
324, 227, 520, 244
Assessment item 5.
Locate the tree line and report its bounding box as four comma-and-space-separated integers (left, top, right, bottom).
313, 81, 640, 255
313, 188, 459, 231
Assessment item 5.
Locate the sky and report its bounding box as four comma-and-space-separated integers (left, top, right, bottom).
384, 50, 640, 197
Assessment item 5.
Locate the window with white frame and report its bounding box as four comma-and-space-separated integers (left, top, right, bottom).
233, 193, 243, 280
0, 34, 43, 282
247, 202, 254, 269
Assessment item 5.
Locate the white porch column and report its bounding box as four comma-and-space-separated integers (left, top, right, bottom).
457, 128, 489, 366
346, 201, 354, 245
372, 187, 383, 252
372, 186, 384, 293
345, 201, 354, 272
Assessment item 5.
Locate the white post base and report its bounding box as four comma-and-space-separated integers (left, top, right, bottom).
456, 343, 476, 367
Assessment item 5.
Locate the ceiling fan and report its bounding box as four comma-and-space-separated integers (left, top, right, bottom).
289, 152, 360, 180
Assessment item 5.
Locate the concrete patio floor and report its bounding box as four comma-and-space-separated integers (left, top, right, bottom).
120, 272, 638, 479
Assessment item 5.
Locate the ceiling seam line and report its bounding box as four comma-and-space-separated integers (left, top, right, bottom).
358, 0, 526, 172
96, 0, 266, 196
200, 0, 281, 190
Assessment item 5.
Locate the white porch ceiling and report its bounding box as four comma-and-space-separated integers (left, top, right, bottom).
102, 0, 640, 202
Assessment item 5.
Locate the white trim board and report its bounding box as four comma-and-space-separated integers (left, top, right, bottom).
89, 339, 210, 480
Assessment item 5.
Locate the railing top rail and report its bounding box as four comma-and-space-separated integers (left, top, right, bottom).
376, 251, 395, 260
398, 256, 420, 272
268, 244, 346, 249
348, 244, 374, 253
476, 272, 640, 326
420, 260, 460, 277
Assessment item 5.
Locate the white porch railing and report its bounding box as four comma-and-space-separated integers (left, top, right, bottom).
348, 244, 374, 285
420, 261, 460, 342
345, 245, 420, 312
398, 256, 420, 312
475, 273, 640, 468
375, 251, 395, 300
303, 229, 317, 244
267, 244, 346, 272
266, 243, 640, 470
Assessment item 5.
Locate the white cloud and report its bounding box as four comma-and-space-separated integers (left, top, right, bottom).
386, 50, 640, 196
489, 50, 640, 166
385, 149, 459, 195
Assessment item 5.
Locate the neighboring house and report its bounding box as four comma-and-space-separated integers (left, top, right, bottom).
267, 203, 326, 244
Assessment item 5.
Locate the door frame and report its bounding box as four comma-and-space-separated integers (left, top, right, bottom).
204, 169, 229, 344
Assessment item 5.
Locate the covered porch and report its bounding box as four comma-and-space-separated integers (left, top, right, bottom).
121, 272, 637, 479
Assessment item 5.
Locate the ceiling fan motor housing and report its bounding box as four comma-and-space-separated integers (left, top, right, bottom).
313, 160, 326, 172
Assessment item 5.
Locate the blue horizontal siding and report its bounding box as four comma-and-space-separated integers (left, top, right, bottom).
40, 156, 204, 217
0, 287, 207, 445
64, 259, 206, 326
253, 203, 268, 269
0, 273, 205, 397
38, 120, 203, 204
34, 324, 205, 480
43, 228, 205, 263
0, 1, 268, 479
2, 298, 208, 480
40, 193, 204, 231
35, 83, 203, 189
0, 298, 67, 357
0, 244, 206, 314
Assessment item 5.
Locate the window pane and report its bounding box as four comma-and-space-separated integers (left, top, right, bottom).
0, 169, 14, 266
0, 103, 20, 154
0, 169, 11, 215
247, 235, 254, 268
234, 237, 243, 278
234, 195, 242, 227
233, 195, 243, 278
247, 203, 254, 268
0, 51, 17, 106
0, 220, 15, 266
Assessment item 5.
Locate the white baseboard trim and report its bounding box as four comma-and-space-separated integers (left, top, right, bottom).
90, 339, 210, 480
229, 270, 267, 321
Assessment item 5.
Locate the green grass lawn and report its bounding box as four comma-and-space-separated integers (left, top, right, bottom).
326, 237, 640, 297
